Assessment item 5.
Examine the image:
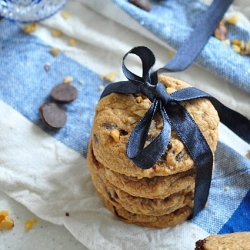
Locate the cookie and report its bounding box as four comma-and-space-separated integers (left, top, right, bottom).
102, 195, 193, 228
195, 232, 250, 250
88, 153, 194, 216
88, 143, 195, 199
91, 74, 219, 178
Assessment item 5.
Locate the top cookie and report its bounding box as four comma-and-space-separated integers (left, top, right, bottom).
195, 232, 250, 250
91, 74, 219, 178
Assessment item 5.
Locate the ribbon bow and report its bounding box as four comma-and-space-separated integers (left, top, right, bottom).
101, 46, 214, 216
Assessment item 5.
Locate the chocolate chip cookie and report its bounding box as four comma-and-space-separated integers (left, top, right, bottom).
87, 74, 219, 227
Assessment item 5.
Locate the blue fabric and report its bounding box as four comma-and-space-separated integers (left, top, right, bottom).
219, 189, 250, 233
0, 19, 103, 156
0, 18, 249, 235
112, 0, 250, 93
191, 142, 250, 233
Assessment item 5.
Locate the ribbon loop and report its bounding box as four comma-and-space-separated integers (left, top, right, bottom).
122, 46, 156, 86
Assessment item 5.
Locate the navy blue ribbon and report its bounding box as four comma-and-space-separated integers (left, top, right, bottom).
100, 0, 250, 217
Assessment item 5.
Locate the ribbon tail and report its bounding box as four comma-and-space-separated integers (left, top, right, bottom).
210, 99, 250, 144
127, 100, 171, 169
171, 87, 250, 144
167, 102, 213, 217
100, 81, 140, 99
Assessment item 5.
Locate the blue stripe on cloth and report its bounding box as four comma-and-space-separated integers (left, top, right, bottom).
219, 189, 250, 233
191, 141, 250, 233
0, 19, 103, 156
112, 0, 250, 93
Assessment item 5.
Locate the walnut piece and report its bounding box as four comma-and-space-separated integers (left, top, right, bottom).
0, 210, 14, 230
110, 129, 120, 142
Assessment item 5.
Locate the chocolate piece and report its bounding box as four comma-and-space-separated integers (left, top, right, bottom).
129, 0, 151, 11
195, 239, 206, 250
39, 103, 67, 129
50, 83, 77, 103
102, 122, 117, 130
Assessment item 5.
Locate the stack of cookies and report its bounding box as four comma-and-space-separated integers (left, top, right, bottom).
87, 75, 219, 228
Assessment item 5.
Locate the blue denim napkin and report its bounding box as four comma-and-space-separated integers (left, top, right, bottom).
112, 0, 250, 94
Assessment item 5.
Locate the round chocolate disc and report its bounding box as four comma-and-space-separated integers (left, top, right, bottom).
129, 0, 151, 11
40, 103, 67, 129
50, 83, 78, 103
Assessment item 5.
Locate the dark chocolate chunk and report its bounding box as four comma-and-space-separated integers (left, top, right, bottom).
120, 129, 128, 136
93, 134, 99, 144
102, 122, 117, 130
195, 239, 206, 250
129, 0, 151, 11
50, 83, 78, 103
175, 150, 185, 162
146, 134, 155, 143
39, 103, 67, 129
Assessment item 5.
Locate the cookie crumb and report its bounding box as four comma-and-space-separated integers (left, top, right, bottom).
100, 72, 116, 82
61, 11, 70, 19
23, 23, 37, 33
127, 116, 138, 124
169, 51, 175, 58
246, 151, 250, 160
68, 38, 76, 46
133, 109, 147, 117
25, 220, 33, 230
51, 29, 62, 37
135, 96, 143, 103
166, 87, 175, 94
50, 47, 60, 56
0, 210, 14, 230
63, 76, 73, 84
214, 22, 227, 40
226, 14, 239, 24
25, 218, 38, 230
245, 41, 250, 55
